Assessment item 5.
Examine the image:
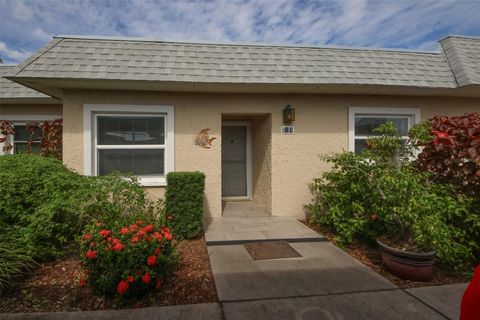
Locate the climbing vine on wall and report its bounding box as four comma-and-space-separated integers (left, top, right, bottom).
0, 119, 63, 159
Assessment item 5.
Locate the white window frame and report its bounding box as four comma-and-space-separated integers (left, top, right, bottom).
83, 104, 174, 186
348, 107, 421, 152
0, 115, 60, 155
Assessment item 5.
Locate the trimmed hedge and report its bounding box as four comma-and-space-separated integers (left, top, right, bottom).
165, 172, 205, 239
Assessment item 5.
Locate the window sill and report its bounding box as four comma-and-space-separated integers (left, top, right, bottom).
139, 179, 167, 187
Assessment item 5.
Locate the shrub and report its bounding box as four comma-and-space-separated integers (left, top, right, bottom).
412, 113, 480, 196
165, 172, 205, 239
306, 122, 480, 271
0, 235, 36, 294
79, 218, 176, 299
0, 154, 162, 260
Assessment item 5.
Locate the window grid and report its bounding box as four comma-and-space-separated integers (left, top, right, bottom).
93, 113, 167, 177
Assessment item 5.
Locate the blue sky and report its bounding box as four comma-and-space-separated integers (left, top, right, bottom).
0, 0, 479, 64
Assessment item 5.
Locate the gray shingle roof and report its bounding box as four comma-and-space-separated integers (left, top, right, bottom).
440, 35, 480, 87
0, 65, 50, 99
9, 36, 464, 89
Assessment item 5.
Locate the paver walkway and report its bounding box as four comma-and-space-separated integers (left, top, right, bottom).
204, 202, 324, 244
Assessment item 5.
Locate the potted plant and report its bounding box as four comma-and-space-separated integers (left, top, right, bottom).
366, 122, 436, 281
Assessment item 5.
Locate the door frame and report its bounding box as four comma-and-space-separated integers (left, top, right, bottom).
221, 121, 252, 201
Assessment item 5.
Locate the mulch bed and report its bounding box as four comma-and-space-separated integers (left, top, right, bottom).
0, 236, 217, 313
301, 220, 471, 289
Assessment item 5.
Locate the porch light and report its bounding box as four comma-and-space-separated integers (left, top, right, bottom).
283, 104, 295, 124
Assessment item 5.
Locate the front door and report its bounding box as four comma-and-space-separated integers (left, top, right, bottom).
222, 123, 250, 198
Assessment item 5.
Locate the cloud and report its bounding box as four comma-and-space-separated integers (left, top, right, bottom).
0, 41, 32, 63
0, 0, 479, 64
32, 27, 52, 42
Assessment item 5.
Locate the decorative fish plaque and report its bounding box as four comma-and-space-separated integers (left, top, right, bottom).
195, 128, 216, 149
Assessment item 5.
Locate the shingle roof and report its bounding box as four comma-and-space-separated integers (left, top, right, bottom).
10, 36, 463, 89
440, 35, 480, 86
0, 65, 50, 99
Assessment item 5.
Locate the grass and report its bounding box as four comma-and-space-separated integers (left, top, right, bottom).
0, 235, 37, 294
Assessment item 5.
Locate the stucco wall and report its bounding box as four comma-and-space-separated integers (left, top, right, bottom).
0, 104, 62, 116
61, 90, 480, 218
252, 115, 272, 214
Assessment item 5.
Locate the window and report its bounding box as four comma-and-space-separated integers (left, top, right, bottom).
12, 124, 42, 154
84, 105, 174, 186
349, 107, 420, 153
0, 116, 59, 155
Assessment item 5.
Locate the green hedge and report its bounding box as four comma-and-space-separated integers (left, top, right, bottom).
165, 171, 205, 239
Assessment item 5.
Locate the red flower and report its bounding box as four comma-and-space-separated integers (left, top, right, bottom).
142, 272, 151, 284
127, 275, 134, 283
111, 242, 125, 252
84, 233, 92, 240
152, 232, 163, 241
162, 227, 172, 241
131, 236, 139, 244
85, 250, 97, 260
143, 224, 154, 233
120, 227, 129, 235
117, 280, 129, 295
432, 130, 449, 139
79, 278, 87, 287
99, 230, 111, 238
129, 224, 139, 232
136, 230, 146, 238
154, 247, 161, 255
147, 255, 157, 266
156, 279, 163, 289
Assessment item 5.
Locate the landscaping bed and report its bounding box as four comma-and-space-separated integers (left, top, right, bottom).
302, 220, 471, 289
0, 236, 217, 313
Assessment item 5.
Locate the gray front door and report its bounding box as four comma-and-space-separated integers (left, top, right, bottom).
222, 125, 248, 197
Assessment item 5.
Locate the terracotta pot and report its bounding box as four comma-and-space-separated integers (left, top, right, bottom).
376, 238, 435, 281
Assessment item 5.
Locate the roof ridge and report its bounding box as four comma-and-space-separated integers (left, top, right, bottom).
54, 35, 441, 55
439, 34, 480, 42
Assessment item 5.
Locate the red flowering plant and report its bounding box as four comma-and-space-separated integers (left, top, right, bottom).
79, 218, 177, 299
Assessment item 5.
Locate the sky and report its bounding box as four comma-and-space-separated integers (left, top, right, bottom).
0, 0, 479, 64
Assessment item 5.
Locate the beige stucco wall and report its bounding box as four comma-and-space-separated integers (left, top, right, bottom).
0, 104, 62, 116
61, 90, 480, 218
252, 115, 272, 214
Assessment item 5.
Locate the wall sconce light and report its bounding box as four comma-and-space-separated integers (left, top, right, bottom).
283, 104, 295, 124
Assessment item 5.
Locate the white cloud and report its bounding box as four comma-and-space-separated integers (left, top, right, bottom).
0, 0, 479, 63
11, 0, 33, 21
32, 27, 52, 42
0, 41, 32, 63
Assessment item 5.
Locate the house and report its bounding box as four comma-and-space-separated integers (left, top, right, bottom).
1, 35, 479, 218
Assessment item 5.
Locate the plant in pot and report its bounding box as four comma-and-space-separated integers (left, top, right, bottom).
366, 122, 438, 281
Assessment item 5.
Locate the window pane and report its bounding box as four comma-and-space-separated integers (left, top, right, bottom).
355, 138, 408, 154
14, 142, 41, 154
355, 117, 409, 136
98, 149, 164, 176
355, 139, 368, 153
97, 116, 165, 145
14, 125, 41, 142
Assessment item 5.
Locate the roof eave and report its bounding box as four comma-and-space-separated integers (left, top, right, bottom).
7, 77, 480, 98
